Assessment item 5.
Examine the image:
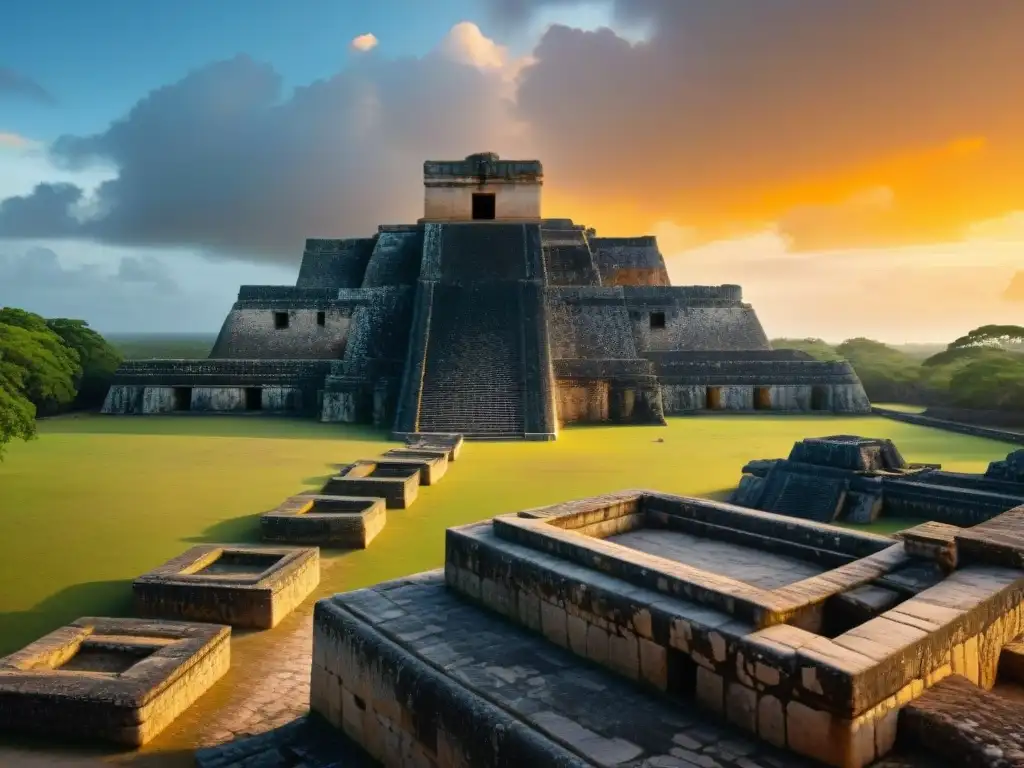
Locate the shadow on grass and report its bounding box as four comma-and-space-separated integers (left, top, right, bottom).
38, 413, 393, 443
183, 513, 264, 545
0, 579, 134, 658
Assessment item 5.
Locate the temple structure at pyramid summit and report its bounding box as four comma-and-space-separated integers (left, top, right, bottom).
102, 153, 870, 439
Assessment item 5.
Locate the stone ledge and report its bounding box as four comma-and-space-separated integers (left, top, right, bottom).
313, 585, 593, 768
0, 617, 230, 746
134, 544, 320, 629
261, 494, 387, 549
898, 675, 1024, 767
321, 461, 420, 509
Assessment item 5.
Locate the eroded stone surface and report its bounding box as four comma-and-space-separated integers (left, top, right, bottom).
900, 675, 1024, 768
0, 617, 230, 746
134, 544, 320, 629
261, 494, 387, 549
315, 571, 820, 767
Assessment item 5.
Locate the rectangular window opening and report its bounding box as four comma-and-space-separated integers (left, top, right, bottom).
274, 312, 289, 330
316, 310, 326, 327
811, 385, 828, 411
706, 386, 722, 411
245, 387, 263, 411
650, 311, 666, 330
754, 386, 772, 411
471, 193, 496, 220
173, 387, 192, 411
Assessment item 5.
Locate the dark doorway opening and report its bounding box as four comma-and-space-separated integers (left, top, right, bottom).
665, 647, 699, 698
471, 193, 496, 220
811, 385, 828, 411
245, 387, 263, 411
754, 386, 772, 410
706, 386, 722, 410
173, 387, 192, 411
316, 310, 326, 327
650, 311, 666, 330
274, 312, 289, 330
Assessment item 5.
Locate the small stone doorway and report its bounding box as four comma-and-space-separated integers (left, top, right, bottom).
471, 193, 496, 220
754, 386, 772, 410
245, 387, 263, 411
705, 386, 723, 410
173, 387, 192, 411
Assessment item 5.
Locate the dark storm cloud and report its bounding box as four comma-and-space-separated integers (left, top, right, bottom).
0, 67, 56, 104
0, 53, 515, 263
2, 2, 1024, 261
0, 183, 83, 237
495, 0, 1024, 246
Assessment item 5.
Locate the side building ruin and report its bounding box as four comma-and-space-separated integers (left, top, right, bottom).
103, 153, 870, 438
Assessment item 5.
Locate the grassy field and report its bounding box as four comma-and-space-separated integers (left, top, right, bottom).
0, 412, 1014, 657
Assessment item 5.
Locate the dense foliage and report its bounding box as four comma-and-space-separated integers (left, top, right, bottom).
0, 308, 122, 458
774, 324, 1024, 412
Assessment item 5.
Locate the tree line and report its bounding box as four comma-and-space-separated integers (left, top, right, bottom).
0, 307, 123, 458
773, 324, 1024, 411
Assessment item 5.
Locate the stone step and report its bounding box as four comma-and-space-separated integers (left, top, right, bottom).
898, 674, 1024, 767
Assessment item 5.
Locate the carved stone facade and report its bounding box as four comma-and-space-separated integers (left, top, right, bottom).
102, 153, 871, 438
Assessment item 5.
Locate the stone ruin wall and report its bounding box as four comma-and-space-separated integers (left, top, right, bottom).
321, 287, 414, 425
590, 236, 670, 286
295, 237, 376, 289
210, 287, 352, 360
102, 359, 333, 415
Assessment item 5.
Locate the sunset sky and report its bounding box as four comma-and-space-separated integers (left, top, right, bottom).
1, 0, 1022, 342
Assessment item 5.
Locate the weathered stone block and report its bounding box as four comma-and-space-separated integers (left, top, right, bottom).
0, 617, 229, 746
261, 494, 387, 548
322, 460, 420, 509
134, 544, 319, 629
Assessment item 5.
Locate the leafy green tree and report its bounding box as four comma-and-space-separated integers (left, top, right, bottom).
46, 318, 123, 407
0, 308, 81, 416
834, 338, 928, 403
0, 357, 36, 460
948, 356, 1024, 411
770, 338, 841, 361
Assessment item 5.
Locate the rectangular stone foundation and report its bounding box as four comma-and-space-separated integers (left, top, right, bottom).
0, 617, 230, 746
442, 491, 1024, 767
369, 453, 448, 485
261, 494, 387, 548
134, 544, 320, 629
401, 432, 463, 461
312, 572, 819, 768
322, 461, 420, 509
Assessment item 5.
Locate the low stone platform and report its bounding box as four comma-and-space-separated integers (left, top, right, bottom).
134, 544, 320, 629
261, 494, 387, 549
322, 461, 420, 509
438, 490, 1024, 766
0, 617, 229, 746
369, 453, 448, 485
402, 432, 463, 462
899, 674, 1024, 767
312, 571, 819, 768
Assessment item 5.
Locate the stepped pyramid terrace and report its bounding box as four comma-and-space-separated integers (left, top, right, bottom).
102, 152, 870, 438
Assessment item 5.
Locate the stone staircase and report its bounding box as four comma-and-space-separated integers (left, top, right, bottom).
416, 284, 526, 438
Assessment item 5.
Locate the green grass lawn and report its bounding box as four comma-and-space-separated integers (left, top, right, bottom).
0, 412, 1014, 657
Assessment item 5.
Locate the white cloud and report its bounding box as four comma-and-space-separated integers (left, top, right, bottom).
350, 33, 379, 52
965, 210, 1024, 243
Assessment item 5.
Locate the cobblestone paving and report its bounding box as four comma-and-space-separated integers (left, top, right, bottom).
193, 616, 313, 748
